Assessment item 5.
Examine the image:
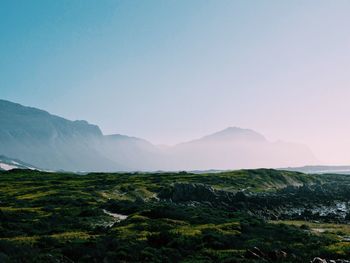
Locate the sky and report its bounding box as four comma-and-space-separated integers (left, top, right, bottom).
1, 0, 350, 164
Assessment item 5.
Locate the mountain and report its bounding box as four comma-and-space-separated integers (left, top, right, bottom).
0, 100, 317, 172
194, 127, 266, 142
0, 100, 122, 171
0, 155, 37, 171
164, 127, 317, 170
96, 134, 162, 171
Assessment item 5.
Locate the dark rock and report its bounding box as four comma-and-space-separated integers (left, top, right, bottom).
268, 249, 287, 260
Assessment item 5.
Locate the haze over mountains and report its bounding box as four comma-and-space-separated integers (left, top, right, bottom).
0, 100, 317, 172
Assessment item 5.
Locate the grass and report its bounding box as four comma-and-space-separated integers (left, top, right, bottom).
272, 220, 350, 236
0, 168, 349, 262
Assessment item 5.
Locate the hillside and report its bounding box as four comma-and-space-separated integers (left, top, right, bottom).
0, 100, 122, 171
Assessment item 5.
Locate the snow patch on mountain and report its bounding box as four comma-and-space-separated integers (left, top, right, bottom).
0, 155, 37, 171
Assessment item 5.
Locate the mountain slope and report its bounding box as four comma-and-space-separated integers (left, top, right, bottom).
0, 100, 122, 171
0, 155, 37, 171
97, 134, 162, 171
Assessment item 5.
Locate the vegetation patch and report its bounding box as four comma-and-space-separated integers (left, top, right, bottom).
1, 169, 350, 262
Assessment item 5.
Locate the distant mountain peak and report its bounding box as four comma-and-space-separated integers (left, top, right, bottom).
200, 127, 266, 142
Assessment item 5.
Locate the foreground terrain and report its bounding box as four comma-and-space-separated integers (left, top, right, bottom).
1, 169, 350, 262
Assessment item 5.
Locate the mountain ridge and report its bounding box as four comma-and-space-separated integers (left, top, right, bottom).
198, 126, 266, 142
0, 99, 317, 171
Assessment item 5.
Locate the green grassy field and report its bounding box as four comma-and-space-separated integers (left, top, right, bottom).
0, 169, 349, 262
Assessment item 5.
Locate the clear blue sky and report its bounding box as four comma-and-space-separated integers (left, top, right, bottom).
1, 0, 350, 164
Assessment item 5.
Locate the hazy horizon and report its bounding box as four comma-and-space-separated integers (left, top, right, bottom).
2, 1, 350, 165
